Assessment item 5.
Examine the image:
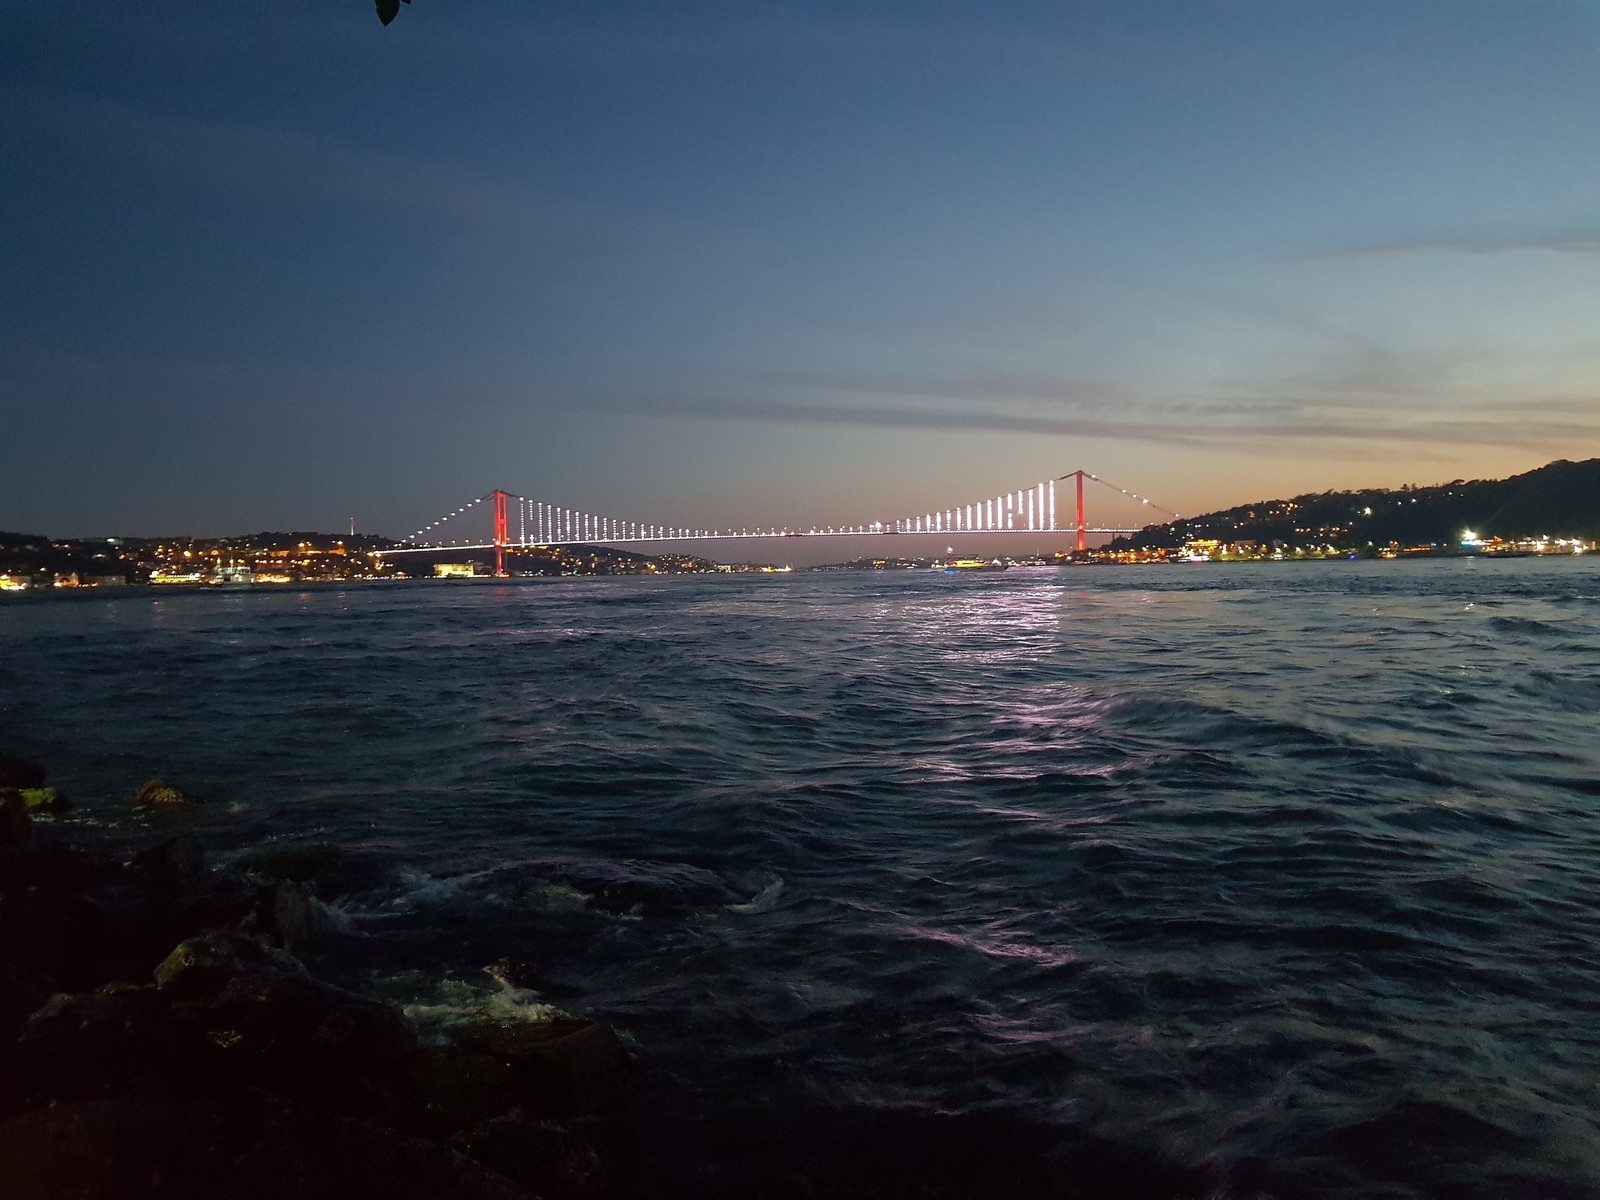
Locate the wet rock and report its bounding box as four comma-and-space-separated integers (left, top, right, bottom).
148, 934, 605, 1135
494, 856, 742, 916
0, 835, 122, 895
0, 790, 33, 847
409, 1044, 526, 1136
451, 1109, 609, 1200
453, 1013, 629, 1117
166, 956, 421, 1121
235, 843, 391, 898
129, 835, 260, 933
255, 879, 323, 947
153, 931, 310, 999
69, 836, 258, 984
0, 1090, 536, 1200
132, 831, 208, 878
0, 835, 260, 990
0, 753, 46, 790
133, 777, 197, 806
0, 844, 118, 989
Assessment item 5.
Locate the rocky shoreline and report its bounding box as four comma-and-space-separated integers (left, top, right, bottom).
0, 754, 632, 1200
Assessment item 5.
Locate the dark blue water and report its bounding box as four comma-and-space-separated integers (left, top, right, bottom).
4, 561, 1599, 1198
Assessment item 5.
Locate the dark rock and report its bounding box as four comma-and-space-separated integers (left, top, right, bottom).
257, 879, 323, 947
0, 1090, 536, 1200
167, 961, 421, 1121
0, 964, 59, 1114
0, 1098, 166, 1200
235, 843, 391, 898
133, 778, 197, 806
130, 831, 207, 881
0, 887, 126, 991
0, 753, 46, 790
0, 964, 57, 1042
453, 1014, 629, 1117
452, 1108, 609, 1200
0, 836, 122, 895
409, 1044, 526, 1136
0, 790, 32, 847
12, 984, 176, 1109
64, 837, 259, 985
153, 931, 310, 1000
157, 934, 600, 1134
126, 833, 258, 932
0, 835, 261, 991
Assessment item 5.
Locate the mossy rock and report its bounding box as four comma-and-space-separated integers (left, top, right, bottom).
133, 779, 198, 806
21, 788, 69, 813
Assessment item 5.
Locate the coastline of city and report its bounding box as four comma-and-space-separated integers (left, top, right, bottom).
6, 458, 1594, 592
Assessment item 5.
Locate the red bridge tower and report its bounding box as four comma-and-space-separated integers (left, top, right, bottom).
492, 489, 508, 576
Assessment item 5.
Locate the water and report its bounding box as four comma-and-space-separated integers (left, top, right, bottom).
4, 560, 1599, 1198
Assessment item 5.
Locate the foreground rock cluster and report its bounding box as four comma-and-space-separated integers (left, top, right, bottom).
0, 757, 625, 1200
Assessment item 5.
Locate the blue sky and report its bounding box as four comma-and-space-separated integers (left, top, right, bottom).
4, 0, 1599, 541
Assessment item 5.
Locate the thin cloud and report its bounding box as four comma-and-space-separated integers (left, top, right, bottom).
591, 390, 1205, 446
742, 368, 1132, 412
588, 385, 1600, 456
1297, 233, 1600, 261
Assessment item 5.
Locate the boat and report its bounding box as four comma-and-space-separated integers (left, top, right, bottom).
941, 559, 1008, 573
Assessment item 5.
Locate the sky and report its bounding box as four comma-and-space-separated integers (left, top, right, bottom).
4, 0, 1600, 546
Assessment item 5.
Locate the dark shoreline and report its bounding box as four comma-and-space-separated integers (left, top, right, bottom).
1, 760, 643, 1200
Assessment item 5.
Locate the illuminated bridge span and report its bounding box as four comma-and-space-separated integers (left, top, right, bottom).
384, 470, 1179, 574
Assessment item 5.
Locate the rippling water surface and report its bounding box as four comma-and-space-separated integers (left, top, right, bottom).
4, 560, 1599, 1198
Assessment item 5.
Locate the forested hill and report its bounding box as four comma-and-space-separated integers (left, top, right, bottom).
1120, 458, 1600, 550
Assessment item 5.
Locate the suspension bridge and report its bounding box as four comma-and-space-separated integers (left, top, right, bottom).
379, 470, 1179, 575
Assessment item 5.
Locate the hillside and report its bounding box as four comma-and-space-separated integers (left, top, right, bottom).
1118, 458, 1600, 550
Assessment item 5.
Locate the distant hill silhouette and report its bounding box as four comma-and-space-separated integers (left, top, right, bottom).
1117, 458, 1600, 550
